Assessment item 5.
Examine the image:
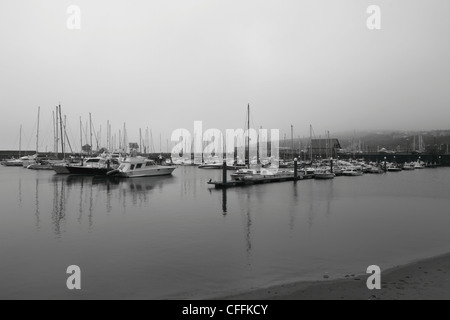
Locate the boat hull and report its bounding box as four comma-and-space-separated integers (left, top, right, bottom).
315, 174, 335, 179
342, 172, 363, 176
28, 164, 54, 170
198, 164, 242, 170
52, 165, 70, 174
2, 161, 23, 167
113, 167, 176, 178
66, 166, 111, 176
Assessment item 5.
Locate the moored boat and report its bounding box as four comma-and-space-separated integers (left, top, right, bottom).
230, 167, 295, 181
314, 168, 335, 180
414, 161, 426, 169
107, 157, 176, 178
52, 163, 71, 174
66, 157, 119, 176
387, 164, 402, 172
369, 166, 384, 174
1, 158, 24, 167
403, 162, 415, 171
301, 167, 315, 179
342, 166, 363, 176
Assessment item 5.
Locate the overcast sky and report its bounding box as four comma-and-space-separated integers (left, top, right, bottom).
0, 0, 449, 151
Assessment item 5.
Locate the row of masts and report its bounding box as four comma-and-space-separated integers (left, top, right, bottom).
21, 104, 326, 161
28, 105, 163, 157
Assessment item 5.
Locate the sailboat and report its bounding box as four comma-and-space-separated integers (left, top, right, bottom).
27, 107, 52, 170
230, 104, 296, 181
2, 125, 28, 167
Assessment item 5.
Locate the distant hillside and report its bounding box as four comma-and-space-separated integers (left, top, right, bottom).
335, 130, 450, 153
277, 130, 450, 154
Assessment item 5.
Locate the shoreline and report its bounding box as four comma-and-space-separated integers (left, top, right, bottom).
219, 253, 450, 300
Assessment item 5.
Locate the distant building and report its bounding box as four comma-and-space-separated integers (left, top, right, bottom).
311, 138, 341, 158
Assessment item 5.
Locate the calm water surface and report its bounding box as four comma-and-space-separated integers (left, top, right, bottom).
1, 165, 450, 299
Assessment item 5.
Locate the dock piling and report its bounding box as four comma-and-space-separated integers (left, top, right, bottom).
222, 159, 227, 184
294, 158, 298, 181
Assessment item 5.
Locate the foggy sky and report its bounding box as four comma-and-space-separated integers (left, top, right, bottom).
0, 0, 449, 151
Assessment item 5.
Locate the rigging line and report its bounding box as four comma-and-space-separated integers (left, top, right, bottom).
65, 122, 78, 152
26, 117, 38, 151
11, 130, 20, 151
91, 119, 99, 148
39, 119, 53, 151
63, 121, 74, 154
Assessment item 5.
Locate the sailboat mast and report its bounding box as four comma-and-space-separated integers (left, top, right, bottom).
80, 117, 83, 154
145, 127, 149, 155
123, 123, 126, 153
257, 125, 261, 164
36, 106, 40, 154
55, 107, 59, 154
150, 129, 154, 153
19, 124, 22, 157
139, 128, 142, 154
107, 120, 110, 151
59, 105, 65, 159
89, 113, 93, 154
52, 111, 56, 153
63, 115, 73, 154
309, 124, 313, 162
291, 125, 294, 160
246, 103, 250, 167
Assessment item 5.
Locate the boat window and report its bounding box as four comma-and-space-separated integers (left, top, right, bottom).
136, 164, 142, 169
146, 161, 155, 167
118, 164, 126, 170
130, 164, 135, 170
86, 159, 100, 163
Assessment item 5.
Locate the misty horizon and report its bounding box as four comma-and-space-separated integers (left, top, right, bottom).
1, 0, 449, 151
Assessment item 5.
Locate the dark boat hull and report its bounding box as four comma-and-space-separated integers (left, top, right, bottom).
66, 166, 111, 176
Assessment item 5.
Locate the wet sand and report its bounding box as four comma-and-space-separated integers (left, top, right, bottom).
222, 253, 450, 300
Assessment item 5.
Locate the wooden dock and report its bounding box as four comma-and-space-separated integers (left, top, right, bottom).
207, 176, 302, 189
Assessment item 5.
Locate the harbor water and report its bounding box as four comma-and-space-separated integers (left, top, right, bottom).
1, 165, 450, 299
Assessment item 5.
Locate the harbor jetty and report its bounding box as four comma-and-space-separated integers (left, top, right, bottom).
207, 159, 302, 189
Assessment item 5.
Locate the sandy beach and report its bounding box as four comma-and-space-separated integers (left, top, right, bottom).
222, 253, 450, 300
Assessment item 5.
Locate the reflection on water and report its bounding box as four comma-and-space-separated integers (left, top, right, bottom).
18, 178, 22, 207
243, 208, 252, 258
52, 176, 66, 238
222, 189, 227, 214
46, 175, 177, 237
35, 179, 40, 231
2, 166, 450, 299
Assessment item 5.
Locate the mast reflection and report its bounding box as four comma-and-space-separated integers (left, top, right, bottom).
222, 189, 227, 215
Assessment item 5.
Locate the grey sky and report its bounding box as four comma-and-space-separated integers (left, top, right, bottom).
0, 0, 449, 151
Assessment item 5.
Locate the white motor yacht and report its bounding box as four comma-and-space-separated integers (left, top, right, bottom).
107, 157, 176, 178
342, 166, 363, 176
